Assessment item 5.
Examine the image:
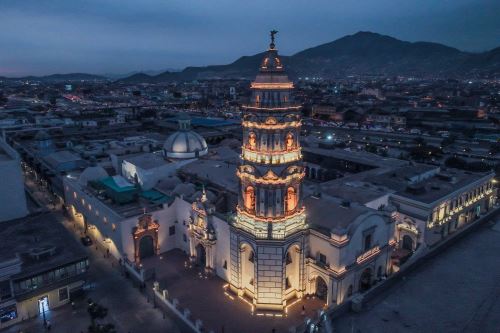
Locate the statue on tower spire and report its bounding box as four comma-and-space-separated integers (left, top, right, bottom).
270, 29, 278, 49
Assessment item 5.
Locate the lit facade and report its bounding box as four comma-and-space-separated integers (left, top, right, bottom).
229, 33, 308, 310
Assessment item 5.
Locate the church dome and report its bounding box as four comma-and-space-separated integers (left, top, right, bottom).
163, 116, 208, 159
78, 166, 108, 186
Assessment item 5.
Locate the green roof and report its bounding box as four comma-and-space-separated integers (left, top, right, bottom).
140, 190, 172, 204
100, 176, 136, 193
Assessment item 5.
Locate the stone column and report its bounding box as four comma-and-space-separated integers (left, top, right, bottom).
296, 247, 304, 298
189, 235, 196, 263
326, 279, 332, 306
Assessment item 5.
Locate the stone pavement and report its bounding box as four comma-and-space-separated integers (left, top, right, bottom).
332, 218, 500, 333
2, 212, 186, 333
142, 250, 325, 333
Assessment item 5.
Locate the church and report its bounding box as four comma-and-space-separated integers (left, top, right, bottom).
63, 33, 496, 313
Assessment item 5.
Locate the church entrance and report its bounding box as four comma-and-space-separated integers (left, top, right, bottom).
315, 276, 328, 300
196, 243, 206, 267
139, 235, 155, 259
359, 268, 373, 292
402, 235, 414, 251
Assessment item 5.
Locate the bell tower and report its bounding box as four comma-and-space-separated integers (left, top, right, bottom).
229, 31, 307, 311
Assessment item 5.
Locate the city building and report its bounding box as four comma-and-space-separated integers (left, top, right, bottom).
0, 139, 28, 222
0, 214, 88, 329
57, 34, 499, 319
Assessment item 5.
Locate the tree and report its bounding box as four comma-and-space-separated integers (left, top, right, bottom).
87, 299, 116, 333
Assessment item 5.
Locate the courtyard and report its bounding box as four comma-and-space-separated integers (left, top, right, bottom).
141, 250, 325, 333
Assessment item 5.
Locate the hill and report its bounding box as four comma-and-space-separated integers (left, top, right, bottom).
119, 32, 499, 83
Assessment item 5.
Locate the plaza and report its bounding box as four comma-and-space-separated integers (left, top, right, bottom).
142, 250, 325, 333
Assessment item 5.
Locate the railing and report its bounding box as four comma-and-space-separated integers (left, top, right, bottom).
123, 258, 144, 283
356, 246, 381, 265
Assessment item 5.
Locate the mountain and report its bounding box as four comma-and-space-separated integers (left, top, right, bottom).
119, 32, 499, 83
103, 68, 181, 79
288, 31, 469, 77
0, 73, 107, 82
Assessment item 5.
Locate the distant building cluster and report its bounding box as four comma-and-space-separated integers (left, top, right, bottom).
0, 34, 498, 329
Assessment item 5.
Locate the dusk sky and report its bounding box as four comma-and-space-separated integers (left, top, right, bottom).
1, 0, 499, 77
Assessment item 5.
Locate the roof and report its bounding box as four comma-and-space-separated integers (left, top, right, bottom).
78, 165, 108, 186
100, 175, 135, 193
123, 153, 166, 170
180, 159, 239, 194
0, 213, 87, 278
392, 168, 493, 204
304, 195, 376, 235
139, 190, 172, 204
303, 147, 408, 169
43, 150, 83, 167
164, 130, 208, 158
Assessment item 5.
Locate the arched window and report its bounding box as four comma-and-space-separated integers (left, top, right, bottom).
286, 186, 297, 213
255, 94, 261, 104
347, 285, 353, 297
248, 251, 255, 263
285, 132, 295, 150
244, 186, 255, 213
248, 132, 256, 150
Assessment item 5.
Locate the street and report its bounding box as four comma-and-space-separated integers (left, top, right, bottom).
3, 169, 188, 333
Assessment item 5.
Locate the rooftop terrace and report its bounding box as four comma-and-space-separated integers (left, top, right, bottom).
0, 212, 87, 279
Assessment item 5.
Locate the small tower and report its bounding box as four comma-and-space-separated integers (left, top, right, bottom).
229, 31, 307, 311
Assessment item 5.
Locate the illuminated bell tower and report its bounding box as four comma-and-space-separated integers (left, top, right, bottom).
230, 31, 307, 311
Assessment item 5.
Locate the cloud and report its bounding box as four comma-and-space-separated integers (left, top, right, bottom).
0, 0, 499, 76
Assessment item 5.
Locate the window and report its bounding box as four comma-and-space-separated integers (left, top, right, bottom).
244, 186, 256, 212
0, 305, 17, 323
169, 226, 176, 236
286, 187, 297, 213
319, 253, 327, 265
59, 287, 68, 301
364, 234, 372, 251
0, 281, 11, 301
223, 260, 227, 270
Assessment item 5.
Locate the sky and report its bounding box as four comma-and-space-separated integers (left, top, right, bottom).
1, 0, 499, 77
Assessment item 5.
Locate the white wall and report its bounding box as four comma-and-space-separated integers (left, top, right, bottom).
0, 140, 28, 222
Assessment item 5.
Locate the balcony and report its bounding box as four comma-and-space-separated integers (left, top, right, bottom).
356, 246, 381, 265
241, 147, 301, 165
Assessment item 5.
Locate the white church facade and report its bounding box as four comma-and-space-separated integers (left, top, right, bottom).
63, 33, 497, 313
